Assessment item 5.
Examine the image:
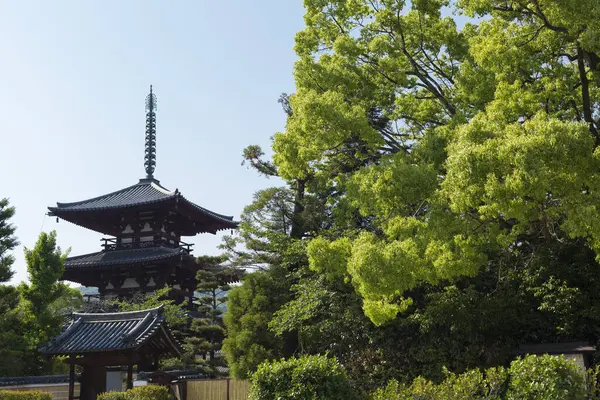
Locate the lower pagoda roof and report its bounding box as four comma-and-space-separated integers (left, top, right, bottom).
39, 306, 182, 357
64, 246, 194, 270
48, 178, 238, 236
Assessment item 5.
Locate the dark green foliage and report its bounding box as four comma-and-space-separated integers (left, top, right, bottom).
372, 355, 586, 400
0, 391, 52, 400
184, 260, 232, 375
249, 354, 357, 400
223, 266, 295, 379
97, 385, 171, 400
0, 198, 18, 282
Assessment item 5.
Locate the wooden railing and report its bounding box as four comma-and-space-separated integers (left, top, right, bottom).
100, 237, 194, 254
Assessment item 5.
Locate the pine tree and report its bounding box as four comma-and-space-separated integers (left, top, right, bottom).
186, 257, 234, 376
0, 198, 18, 282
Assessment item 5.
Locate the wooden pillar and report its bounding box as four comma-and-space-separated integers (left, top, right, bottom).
226, 378, 230, 400
127, 363, 134, 390
68, 356, 75, 400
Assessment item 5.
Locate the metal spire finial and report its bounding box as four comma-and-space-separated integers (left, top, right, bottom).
144, 85, 157, 179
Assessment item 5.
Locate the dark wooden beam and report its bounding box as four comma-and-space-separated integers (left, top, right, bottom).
127, 363, 133, 390
68, 356, 75, 400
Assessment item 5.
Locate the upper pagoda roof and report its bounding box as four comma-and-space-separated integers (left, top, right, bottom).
47, 87, 238, 236
39, 305, 182, 357
48, 178, 237, 235
52, 179, 174, 212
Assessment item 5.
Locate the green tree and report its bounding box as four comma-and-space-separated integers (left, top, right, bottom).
18, 231, 83, 375
222, 174, 307, 379
223, 263, 295, 379
189, 258, 232, 375
272, 0, 600, 326
0, 199, 28, 376
0, 198, 18, 282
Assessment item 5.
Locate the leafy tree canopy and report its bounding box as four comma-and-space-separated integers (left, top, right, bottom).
272, 0, 600, 324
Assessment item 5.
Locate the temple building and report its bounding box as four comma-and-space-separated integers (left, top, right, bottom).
48, 86, 237, 304
40, 306, 182, 400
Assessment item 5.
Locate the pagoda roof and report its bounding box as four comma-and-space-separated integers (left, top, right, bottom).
64, 246, 192, 270
39, 306, 182, 357
48, 178, 238, 235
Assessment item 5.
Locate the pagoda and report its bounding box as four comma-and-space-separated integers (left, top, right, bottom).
48, 87, 237, 304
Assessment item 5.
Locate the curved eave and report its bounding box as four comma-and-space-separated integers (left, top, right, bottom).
49, 195, 238, 236
64, 250, 195, 270
136, 323, 183, 358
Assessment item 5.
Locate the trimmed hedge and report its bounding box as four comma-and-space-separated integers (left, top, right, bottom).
0, 391, 52, 400
97, 385, 171, 400
249, 354, 358, 400
372, 355, 586, 400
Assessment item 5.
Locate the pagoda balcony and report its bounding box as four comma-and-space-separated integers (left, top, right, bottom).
100, 237, 194, 254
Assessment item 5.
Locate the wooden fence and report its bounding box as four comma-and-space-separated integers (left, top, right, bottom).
184, 379, 250, 400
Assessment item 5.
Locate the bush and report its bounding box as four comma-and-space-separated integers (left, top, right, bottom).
0, 392, 52, 400
96, 392, 129, 400
249, 354, 358, 400
372, 355, 585, 400
97, 385, 171, 400
507, 355, 586, 400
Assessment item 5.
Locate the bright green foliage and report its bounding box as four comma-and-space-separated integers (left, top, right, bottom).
271, 0, 600, 323
0, 391, 52, 400
507, 355, 586, 400
0, 230, 82, 376
96, 392, 129, 400
97, 385, 171, 400
373, 355, 585, 400
0, 199, 18, 282
19, 231, 82, 375
249, 354, 357, 400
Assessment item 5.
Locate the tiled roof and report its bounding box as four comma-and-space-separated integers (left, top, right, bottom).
39, 306, 182, 356
48, 178, 238, 234
0, 375, 76, 387
50, 179, 174, 211
136, 370, 208, 381
64, 246, 190, 269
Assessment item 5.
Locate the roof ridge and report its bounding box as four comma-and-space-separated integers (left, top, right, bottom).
53, 181, 174, 208
67, 246, 180, 259
73, 305, 164, 320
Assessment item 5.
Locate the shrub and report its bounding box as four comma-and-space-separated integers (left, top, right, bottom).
249, 354, 357, 400
96, 392, 129, 400
0, 391, 52, 400
372, 355, 585, 400
507, 355, 586, 400
97, 385, 171, 400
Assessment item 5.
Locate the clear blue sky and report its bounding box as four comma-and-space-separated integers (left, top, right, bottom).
0, 1, 304, 284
